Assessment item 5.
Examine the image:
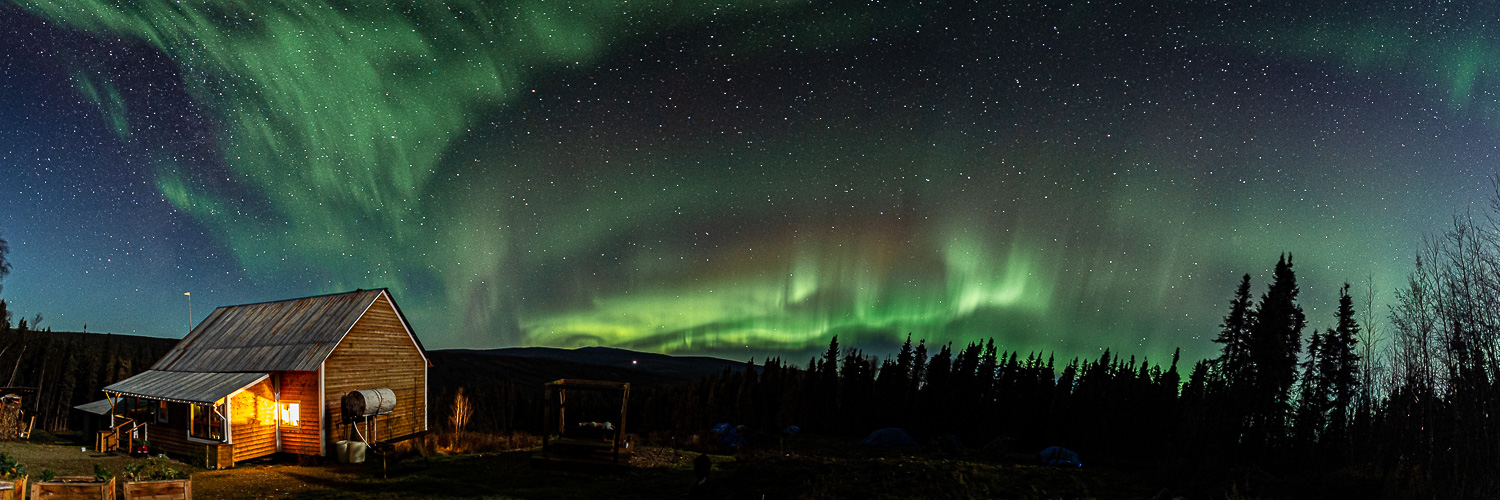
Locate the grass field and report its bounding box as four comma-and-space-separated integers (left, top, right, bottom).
0, 433, 1181, 499
0, 433, 1407, 499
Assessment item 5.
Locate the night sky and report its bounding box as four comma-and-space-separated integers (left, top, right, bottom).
0, 1, 1491, 364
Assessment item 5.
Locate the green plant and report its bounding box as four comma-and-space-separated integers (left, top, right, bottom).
92, 463, 112, 482
122, 458, 188, 482
38, 469, 54, 482
0, 453, 25, 480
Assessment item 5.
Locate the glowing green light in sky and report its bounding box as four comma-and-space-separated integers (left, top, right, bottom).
527, 227, 1053, 352
15, 0, 1436, 364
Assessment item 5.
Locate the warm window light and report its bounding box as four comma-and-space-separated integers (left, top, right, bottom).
279, 401, 300, 426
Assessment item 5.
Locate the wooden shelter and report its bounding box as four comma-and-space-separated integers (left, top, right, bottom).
534, 379, 631, 471
98, 289, 429, 466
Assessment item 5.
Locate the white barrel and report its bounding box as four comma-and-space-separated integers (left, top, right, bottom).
347, 388, 397, 417
346, 440, 367, 463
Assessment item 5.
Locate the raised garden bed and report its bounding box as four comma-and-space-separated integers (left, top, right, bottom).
123, 478, 190, 500
0, 476, 24, 500
30, 476, 115, 500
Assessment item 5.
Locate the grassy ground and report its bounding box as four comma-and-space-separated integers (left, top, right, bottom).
194, 445, 1155, 499
0, 434, 1170, 499
28, 432, 1437, 499
0, 440, 198, 478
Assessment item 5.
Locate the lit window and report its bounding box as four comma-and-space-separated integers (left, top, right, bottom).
279, 401, 300, 427
156, 400, 169, 424
190, 404, 224, 441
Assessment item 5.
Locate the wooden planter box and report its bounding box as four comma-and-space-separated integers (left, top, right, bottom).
0, 475, 27, 500
30, 476, 115, 500
123, 479, 190, 500
0, 480, 21, 500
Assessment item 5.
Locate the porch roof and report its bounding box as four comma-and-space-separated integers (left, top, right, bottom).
73, 399, 113, 415
103, 370, 268, 405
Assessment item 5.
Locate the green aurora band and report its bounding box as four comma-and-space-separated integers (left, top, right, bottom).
14, 0, 1478, 362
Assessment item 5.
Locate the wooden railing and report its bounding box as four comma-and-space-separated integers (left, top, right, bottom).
95, 417, 148, 453
95, 419, 127, 452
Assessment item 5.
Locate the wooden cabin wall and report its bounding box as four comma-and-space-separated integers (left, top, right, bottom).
228, 379, 276, 462
279, 371, 321, 455
146, 402, 195, 458
322, 295, 427, 451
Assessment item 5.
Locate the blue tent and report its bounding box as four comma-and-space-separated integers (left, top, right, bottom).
861, 427, 917, 446
711, 423, 747, 449
1040, 446, 1082, 468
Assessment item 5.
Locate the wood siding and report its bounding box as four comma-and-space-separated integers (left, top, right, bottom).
279, 371, 321, 455
146, 403, 195, 458
228, 379, 276, 462
323, 295, 427, 453
146, 403, 231, 467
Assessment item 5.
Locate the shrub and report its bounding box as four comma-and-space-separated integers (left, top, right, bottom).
123, 458, 188, 482
0, 453, 25, 480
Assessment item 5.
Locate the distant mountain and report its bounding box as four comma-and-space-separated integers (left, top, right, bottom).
436, 346, 750, 381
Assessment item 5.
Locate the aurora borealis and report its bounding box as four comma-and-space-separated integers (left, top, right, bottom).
1, 1, 1494, 363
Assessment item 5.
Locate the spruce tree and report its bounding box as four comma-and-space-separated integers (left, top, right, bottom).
910, 339, 928, 393
1324, 283, 1361, 439
1246, 254, 1308, 447
1293, 328, 1328, 445
0, 228, 10, 290
1215, 274, 1256, 381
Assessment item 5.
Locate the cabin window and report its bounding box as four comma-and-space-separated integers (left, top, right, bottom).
279, 401, 300, 427
156, 400, 169, 424
190, 403, 224, 441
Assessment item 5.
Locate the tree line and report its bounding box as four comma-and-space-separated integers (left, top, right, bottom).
632, 238, 1499, 496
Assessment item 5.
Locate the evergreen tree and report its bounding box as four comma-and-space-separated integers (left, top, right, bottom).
1324, 283, 1361, 440
910, 339, 928, 393
0, 228, 10, 295
1293, 328, 1328, 445
1246, 254, 1307, 448
895, 333, 915, 385
1163, 348, 1182, 398
1215, 274, 1256, 381
821, 335, 841, 378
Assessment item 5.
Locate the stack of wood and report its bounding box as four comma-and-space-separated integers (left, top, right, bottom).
0, 395, 24, 440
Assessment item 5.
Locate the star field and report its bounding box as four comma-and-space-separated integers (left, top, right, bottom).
1, 0, 1494, 363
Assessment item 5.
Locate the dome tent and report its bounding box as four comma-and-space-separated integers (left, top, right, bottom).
861, 427, 917, 446
1040, 446, 1082, 467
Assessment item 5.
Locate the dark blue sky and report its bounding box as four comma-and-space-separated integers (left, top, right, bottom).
0, 1, 1493, 364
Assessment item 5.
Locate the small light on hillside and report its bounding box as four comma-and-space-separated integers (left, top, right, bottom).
632, 360, 638, 365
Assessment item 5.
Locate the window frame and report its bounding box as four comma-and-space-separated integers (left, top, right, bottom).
189, 403, 225, 442
278, 400, 300, 427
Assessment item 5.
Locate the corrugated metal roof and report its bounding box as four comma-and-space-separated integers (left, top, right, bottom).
73, 399, 113, 415
152, 289, 388, 372
103, 370, 268, 404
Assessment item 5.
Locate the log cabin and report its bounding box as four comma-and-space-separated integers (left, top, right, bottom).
96, 289, 429, 467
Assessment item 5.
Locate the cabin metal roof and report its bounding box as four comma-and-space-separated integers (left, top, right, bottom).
73, 399, 113, 415
151, 288, 395, 372
103, 370, 268, 405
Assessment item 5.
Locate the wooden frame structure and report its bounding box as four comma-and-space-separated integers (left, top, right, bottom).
534, 379, 631, 471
